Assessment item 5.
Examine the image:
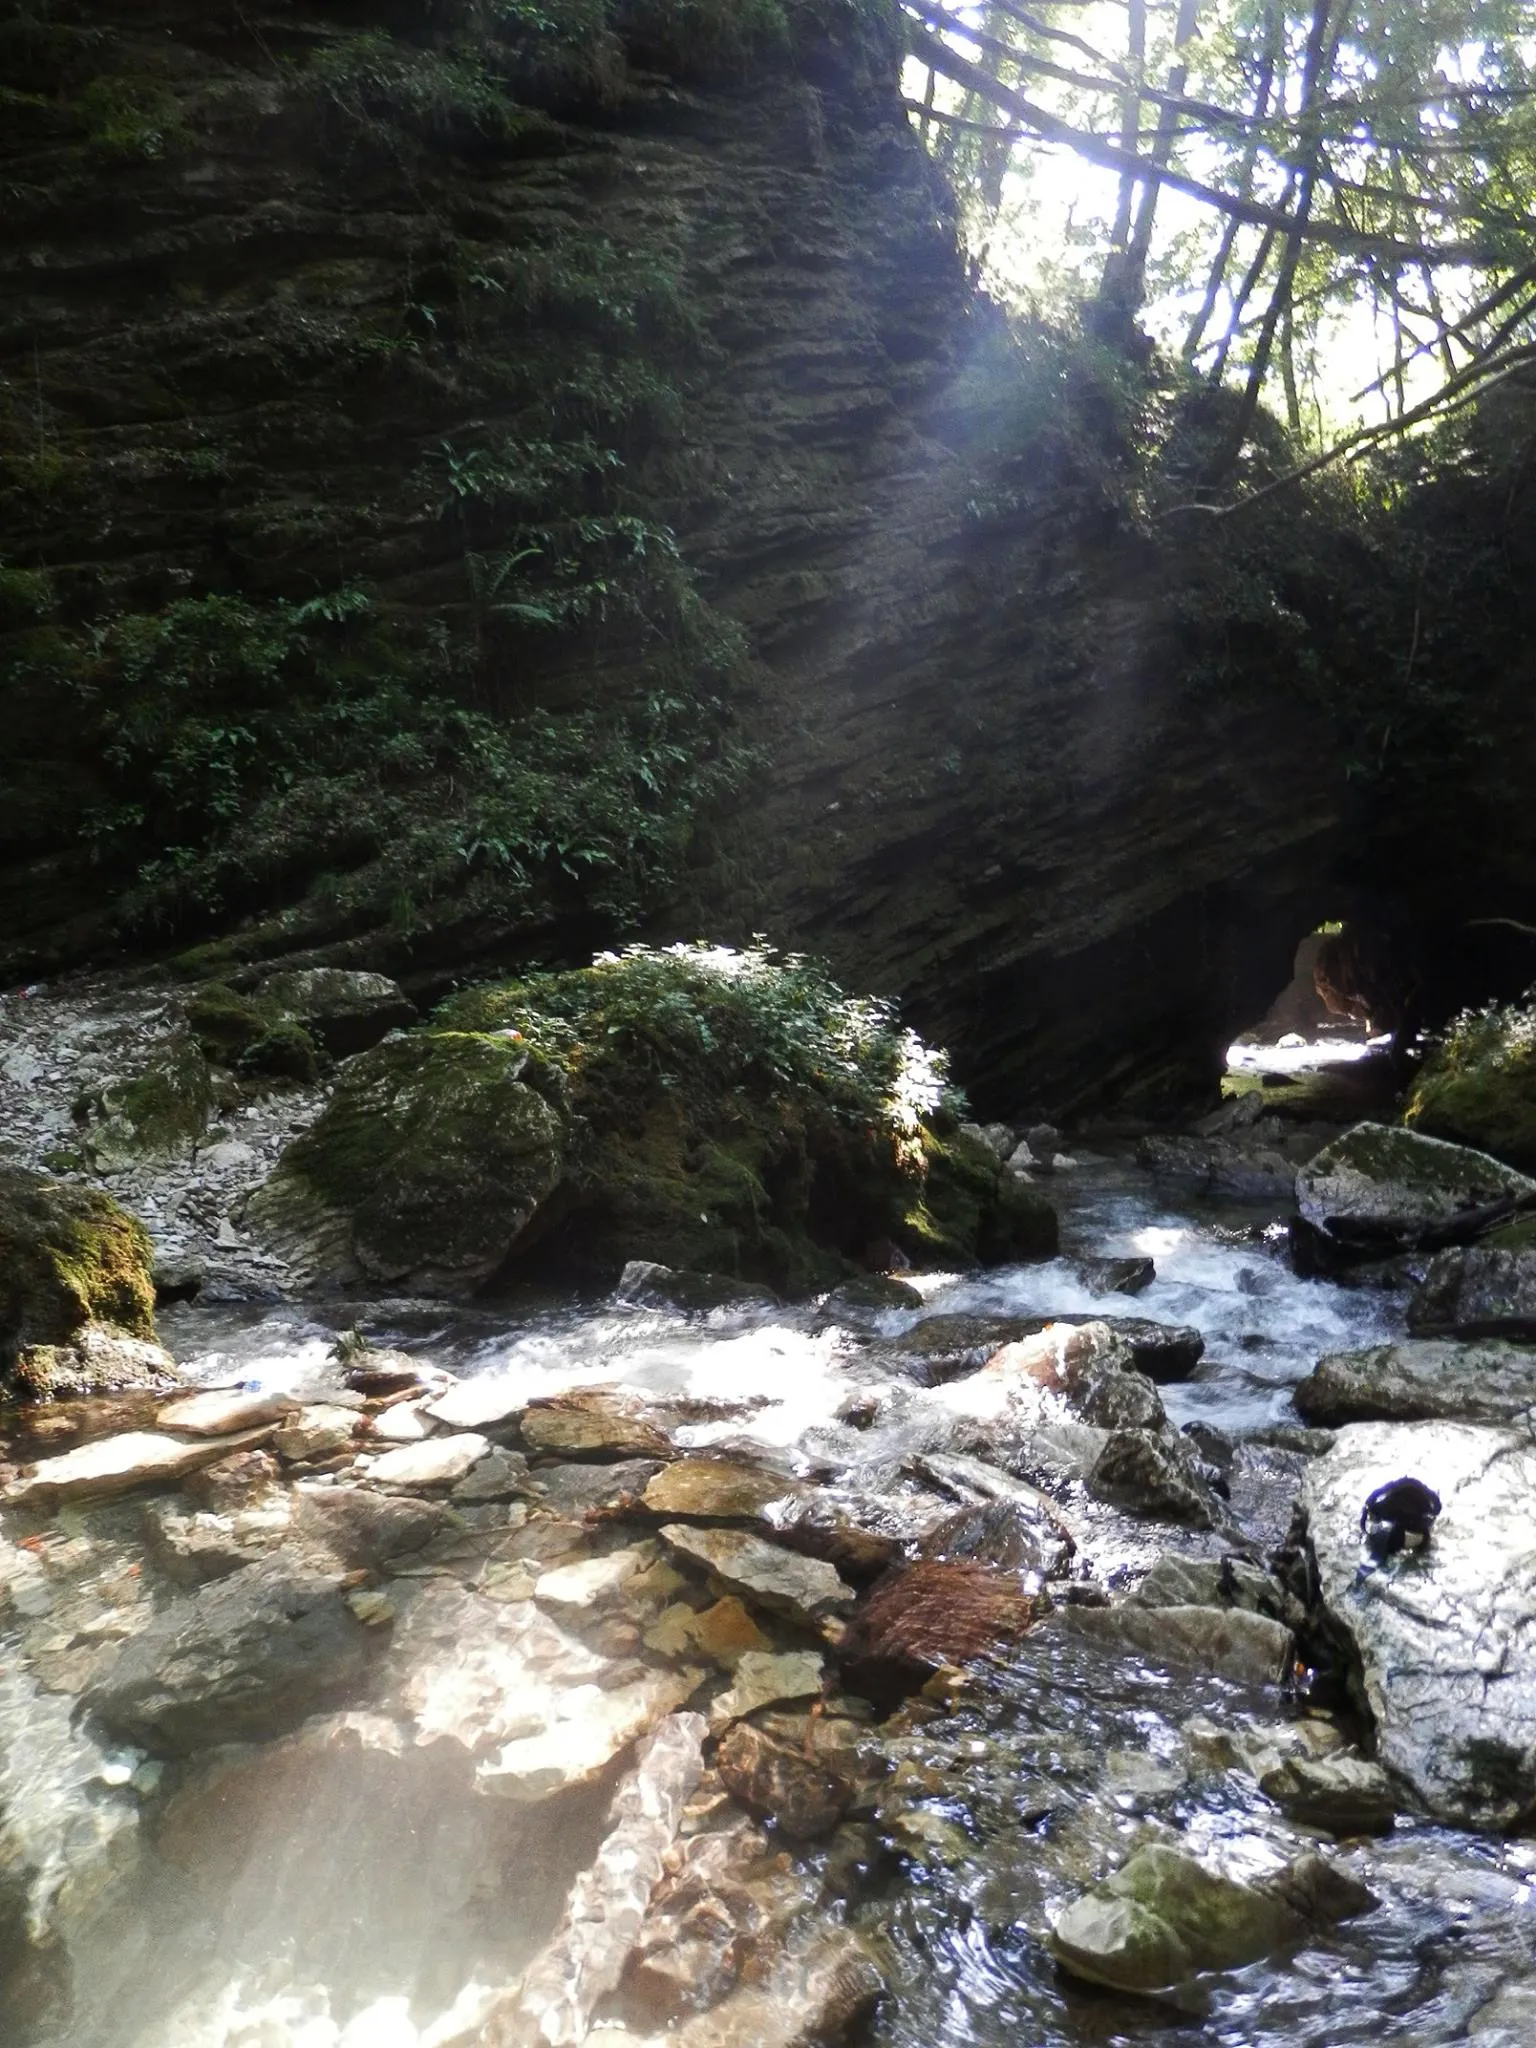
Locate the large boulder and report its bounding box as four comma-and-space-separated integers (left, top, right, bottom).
75, 1031, 215, 1169
1294, 1123, 1535, 1265
1304, 1420, 1536, 1827
0, 1168, 158, 1393
247, 1030, 567, 1292
1295, 1337, 1536, 1426
82, 1559, 379, 1754
255, 967, 416, 1056
1409, 1245, 1536, 1339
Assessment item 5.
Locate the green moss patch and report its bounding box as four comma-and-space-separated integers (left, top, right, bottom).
1407, 998, 1536, 1172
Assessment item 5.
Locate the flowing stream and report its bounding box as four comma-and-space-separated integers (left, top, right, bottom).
7, 1145, 1535, 2046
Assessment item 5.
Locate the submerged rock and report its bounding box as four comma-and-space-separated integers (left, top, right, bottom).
1295, 1337, 1536, 1427
1050, 1842, 1373, 1993
1304, 1420, 1536, 1827
1408, 1245, 1536, 1339
715, 1720, 854, 1839
3, 1423, 277, 1508
1055, 1602, 1293, 1688
836, 1558, 1046, 1704
1257, 1752, 1397, 1835
83, 1559, 377, 1753
617, 1261, 782, 1314
1295, 1123, 1534, 1265
520, 1387, 674, 1462
660, 1524, 855, 1630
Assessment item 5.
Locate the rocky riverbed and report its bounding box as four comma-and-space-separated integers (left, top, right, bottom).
5, 979, 1536, 2047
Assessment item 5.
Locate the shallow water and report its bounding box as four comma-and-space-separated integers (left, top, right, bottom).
9, 1144, 1528, 2047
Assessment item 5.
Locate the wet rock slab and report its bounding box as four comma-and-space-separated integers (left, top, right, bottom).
659, 1524, 855, 1628
1409, 1246, 1536, 1340
2, 1423, 278, 1507
1305, 1420, 1536, 1827
83, 1558, 377, 1753
892, 1312, 1203, 1383
1295, 1337, 1536, 1428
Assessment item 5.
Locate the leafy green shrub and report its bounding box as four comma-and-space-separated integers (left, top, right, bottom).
1405, 994, 1536, 1170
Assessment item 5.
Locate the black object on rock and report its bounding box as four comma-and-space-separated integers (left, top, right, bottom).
1359, 1475, 1441, 1560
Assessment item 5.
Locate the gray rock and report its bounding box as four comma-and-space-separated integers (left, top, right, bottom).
616, 1260, 781, 1314
1409, 1246, 1536, 1340
520, 1387, 674, 1461
255, 967, 416, 1055
1304, 1420, 1536, 1828
1088, 1428, 1219, 1527
1138, 1133, 1298, 1202
3, 1423, 278, 1508
14, 1322, 181, 1402
291, 1486, 445, 1568
1072, 1255, 1156, 1296
1295, 1337, 1536, 1427
1132, 1553, 1289, 1618
83, 1559, 377, 1754
659, 1523, 855, 1628
1257, 1753, 1397, 1835
715, 1719, 853, 1839
1050, 1842, 1373, 1993
893, 1311, 1202, 1384
1055, 1601, 1293, 1687
1296, 1124, 1534, 1262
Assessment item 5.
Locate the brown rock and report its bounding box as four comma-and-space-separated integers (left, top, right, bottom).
521, 1388, 674, 1462
837, 1559, 1047, 1707
715, 1721, 854, 1840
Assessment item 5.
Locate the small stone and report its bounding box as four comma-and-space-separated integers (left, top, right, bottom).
346, 1587, 396, 1628
477, 1668, 704, 1803
640, 1457, 800, 1522
181, 1447, 281, 1511
273, 1403, 361, 1463
659, 1523, 854, 1628
534, 1547, 653, 1612
645, 1595, 772, 1669
708, 1649, 825, 1731
364, 1432, 490, 1491
1258, 1753, 1397, 1835
715, 1720, 853, 1839
451, 1445, 529, 1502
367, 1400, 433, 1444
520, 1387, 674, 1461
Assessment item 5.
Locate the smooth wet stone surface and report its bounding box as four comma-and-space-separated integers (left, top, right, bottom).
519, 1387, 675, 1461
1087, 1427, 1219, 1526
1054, 1602, 1293, 1688
708, 1649, 825, 1731
715, 1719, 854, 1838
659, 1524, 855, 1628
1409, 1246, 1536, 1340
1305, 1420, 1536, 1827
362, 1432, 489, 1490
3, 1424, 277, 1507
1257, 1752, 1397, 1835
1296, 1124, 1534, 1257
155, 1388, 297, 1436
1295, 1337, 1536, 1427
83, 1559, 375, 1754
534, 1545, 654, 1613
892, 1312, 1204, 1383
476, 1666, 703, 1803
640, 1457, 801, 1521
1050, 1843, 1373, 1993
503, 1711, 707, 2044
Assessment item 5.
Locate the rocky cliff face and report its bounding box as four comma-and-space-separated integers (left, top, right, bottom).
0, 0, 1347, 1110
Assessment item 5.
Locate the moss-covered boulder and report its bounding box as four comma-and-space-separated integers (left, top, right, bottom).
251, 944, 1056, 1299
247, 1031, 567, 1292
78, 1031, 215, 1168
255, 968, 416, 1057
0, 1169, 158, 1389
1295, 1121, 1534, 1266
1406, 998, 1536, 1171
437, 943, 1054, 1292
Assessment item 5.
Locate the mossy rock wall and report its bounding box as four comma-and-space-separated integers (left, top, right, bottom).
0, 1167, 157, 1368
1406, 1001, 1536, 1172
